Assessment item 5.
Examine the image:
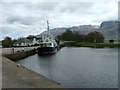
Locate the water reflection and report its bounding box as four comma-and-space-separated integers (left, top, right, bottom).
36, 54, 56, 79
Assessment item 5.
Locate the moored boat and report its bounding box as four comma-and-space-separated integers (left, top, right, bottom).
37, 21, 57, 55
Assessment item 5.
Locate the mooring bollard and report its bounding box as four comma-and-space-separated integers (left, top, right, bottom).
12, 48, 14, 53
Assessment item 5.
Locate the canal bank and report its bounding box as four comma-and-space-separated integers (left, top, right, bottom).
3, 49, 36, 61
64, 42, 120, 48
2, 47, 66, 88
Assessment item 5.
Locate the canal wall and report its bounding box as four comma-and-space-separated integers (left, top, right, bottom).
2, 46, 39, 61
3, 49, 36, 61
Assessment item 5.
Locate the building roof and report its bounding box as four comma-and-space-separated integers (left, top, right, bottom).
14, 38, 32, 44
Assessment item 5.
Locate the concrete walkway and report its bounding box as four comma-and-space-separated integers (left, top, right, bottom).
2, 56, 66, 88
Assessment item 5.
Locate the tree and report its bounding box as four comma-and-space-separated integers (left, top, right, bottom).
73, 31, 85, 42
26, 35, 37, 40
2, 36, 13, 47
60, 28, 74, 41
56, 29, 104, 43
85, 31, 104, 43
56, 35, 63, 41
56, 29, 85, 42
56, 29, 86, 42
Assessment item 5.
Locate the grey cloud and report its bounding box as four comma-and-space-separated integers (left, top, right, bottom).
59, 2, 93, 13
6, 16, 39, 25
26, 2, 58, 11
2, 27, 12, 34
53, 2, 94, 16
2, 25, 22, 34
7, 16, 20, 24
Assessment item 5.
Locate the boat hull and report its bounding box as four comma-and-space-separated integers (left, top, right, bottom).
37, 47, 56, 55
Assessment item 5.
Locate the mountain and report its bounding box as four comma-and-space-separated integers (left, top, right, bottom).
36, 25, 97, 37
99, 21, 119, 29
36, 27, 67, 37
36, 21, 119, 40
99, 21, 120, 40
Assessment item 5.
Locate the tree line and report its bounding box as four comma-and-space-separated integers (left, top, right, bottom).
56, 28, 104, 43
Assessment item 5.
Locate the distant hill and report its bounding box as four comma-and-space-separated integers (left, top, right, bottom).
36, 25, 98, 37
36, 21, 119, 40
99, 21, 119, 40
36, 27, 67, 37
99, 21, 119, 29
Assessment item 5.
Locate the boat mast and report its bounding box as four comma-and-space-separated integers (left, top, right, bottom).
47, 20, 50, 37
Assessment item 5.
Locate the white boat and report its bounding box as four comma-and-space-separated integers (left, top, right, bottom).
37, 21, 57, 54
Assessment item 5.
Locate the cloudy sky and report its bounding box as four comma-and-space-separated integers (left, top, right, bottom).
0, 0, 119, 40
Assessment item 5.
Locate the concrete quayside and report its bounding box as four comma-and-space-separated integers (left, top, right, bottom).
1, 46, 66, 88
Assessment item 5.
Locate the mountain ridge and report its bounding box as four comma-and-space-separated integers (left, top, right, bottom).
36, 21, 119, 40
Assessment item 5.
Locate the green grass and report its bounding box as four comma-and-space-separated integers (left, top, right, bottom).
75, 42, 120, 48
64, 41, 120, 47
76, 42, 120, 45
64, 41, 75, 43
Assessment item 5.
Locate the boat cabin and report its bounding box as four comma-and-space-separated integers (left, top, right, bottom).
39, 42, 56, 47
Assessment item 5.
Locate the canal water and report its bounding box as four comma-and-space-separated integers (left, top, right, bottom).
16, 47, 118, 88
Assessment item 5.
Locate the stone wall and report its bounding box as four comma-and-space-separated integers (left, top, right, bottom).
3, 50, 36, 61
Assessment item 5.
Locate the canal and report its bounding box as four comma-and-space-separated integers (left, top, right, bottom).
16, 47, 118, 88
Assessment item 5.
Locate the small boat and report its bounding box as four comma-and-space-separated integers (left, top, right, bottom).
60, 41, 65, 47
37, 21, 57, 55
